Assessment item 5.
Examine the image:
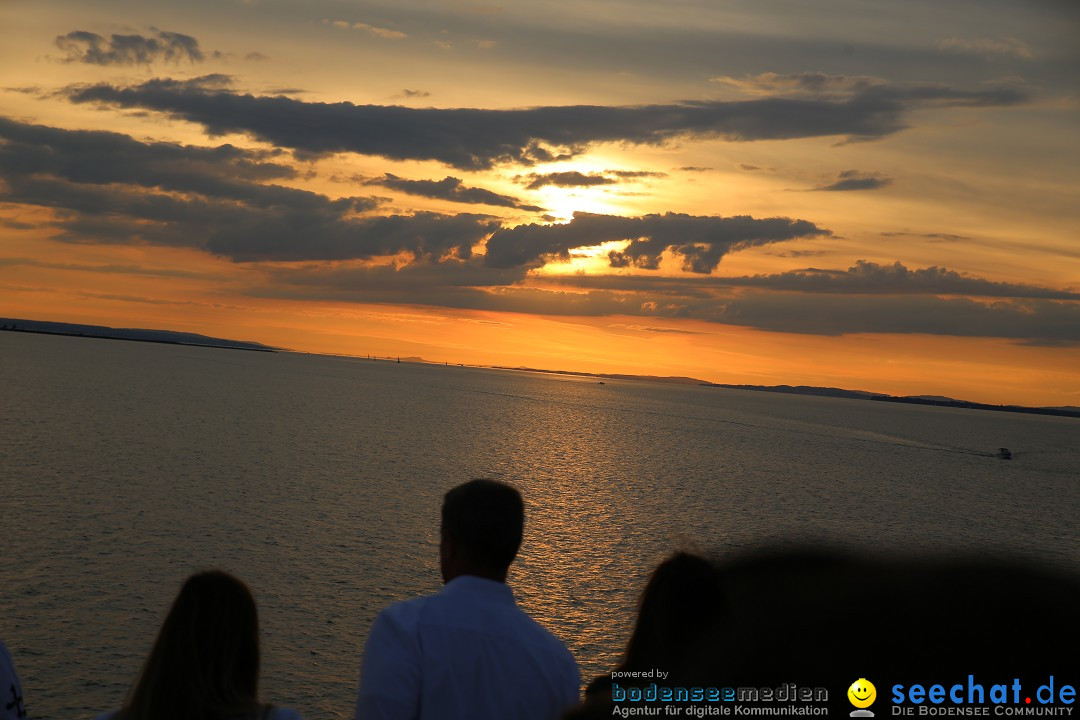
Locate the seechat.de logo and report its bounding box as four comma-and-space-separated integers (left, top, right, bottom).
849, 678, 877, 718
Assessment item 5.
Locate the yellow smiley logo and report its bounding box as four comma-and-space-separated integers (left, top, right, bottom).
848, 678, 876, 708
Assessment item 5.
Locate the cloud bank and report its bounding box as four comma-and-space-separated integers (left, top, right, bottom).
484, 212, 830, 273
0, 117, 496, 262
262, 266, 1080, 346
520, 171, 618, 189
4, 116, 1075, 346
360, 174, 541, 211
64, 74, 1028, 169
714, 261, 1079, 299
519, 170, 666, 189
811, 170, 892, 191
55, 29, 204, 66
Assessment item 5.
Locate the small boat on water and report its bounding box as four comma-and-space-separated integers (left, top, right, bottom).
996, 448, 1012, 460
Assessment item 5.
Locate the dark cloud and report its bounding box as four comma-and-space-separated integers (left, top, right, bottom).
518, 169, 665, 189
484, 212, 830, 273
266, 256, 529, 292
533, 274, 735, 294
55, 29, 204, 66
0, 116, 315, 207
715, 293, 1080, 345
714, 261, 1080, 299
678, 166, 711, 172
812, 170, 893, 191
881, 231, 972, 242
0, 116, 496, 262
402, 89, 431, 98
360, 173, 542, 211
537, 260, 1079, 301
203, 212, 497, 262
775, 250, 828, 258
610, 324, 711, 335
737, 164, 762, 171
0, 217, 36, 230
258, 266, 1080, 346
64, 74, 1028, 170
519, 171, 618, 189
607, 170, 668, 179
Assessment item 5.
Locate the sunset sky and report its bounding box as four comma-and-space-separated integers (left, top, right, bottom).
1, 0, 1078, 406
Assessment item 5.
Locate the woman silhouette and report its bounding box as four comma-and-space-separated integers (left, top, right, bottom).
100, 571, 301, 720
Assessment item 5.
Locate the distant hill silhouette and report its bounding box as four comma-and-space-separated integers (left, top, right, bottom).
494, 369, 1076, 417
702, 382, 1080, 419
703, 383, 885, 400
0, 318, 277, 352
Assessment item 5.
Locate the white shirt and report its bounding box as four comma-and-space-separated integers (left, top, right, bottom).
354, 575, 580, 720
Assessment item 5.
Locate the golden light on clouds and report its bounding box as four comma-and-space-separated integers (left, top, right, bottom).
0, 0, 1077, 406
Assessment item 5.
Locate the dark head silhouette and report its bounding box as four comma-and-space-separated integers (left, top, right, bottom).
440, 479, 524, 583
571, 548, 1080, 718
701, 549, 1080, 683
118, 570, 264, 720
583, 552, 726, 701
622, 552, 726, 672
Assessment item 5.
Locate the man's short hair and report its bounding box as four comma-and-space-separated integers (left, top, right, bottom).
441, 480, 524, 572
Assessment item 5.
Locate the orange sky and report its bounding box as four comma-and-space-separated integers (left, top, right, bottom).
1, 0, 1078, 407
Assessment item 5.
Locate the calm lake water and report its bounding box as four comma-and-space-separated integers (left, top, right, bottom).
2, 331, 1077, 719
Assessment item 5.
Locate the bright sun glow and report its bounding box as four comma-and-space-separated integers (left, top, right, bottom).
569, 240, 627, 259
535, 240, 631, 275
534, 188, 630, 221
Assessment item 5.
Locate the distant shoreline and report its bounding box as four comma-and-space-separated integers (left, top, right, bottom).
490, 367, 1080, 419
0, 322, 276, 353
5, 317, 1076, 418
701, 383, 1080, 419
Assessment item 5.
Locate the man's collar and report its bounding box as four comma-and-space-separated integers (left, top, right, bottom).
441, 574, 516, 604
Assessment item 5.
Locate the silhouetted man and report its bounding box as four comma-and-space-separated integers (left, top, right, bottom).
354, 480, 579, 720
